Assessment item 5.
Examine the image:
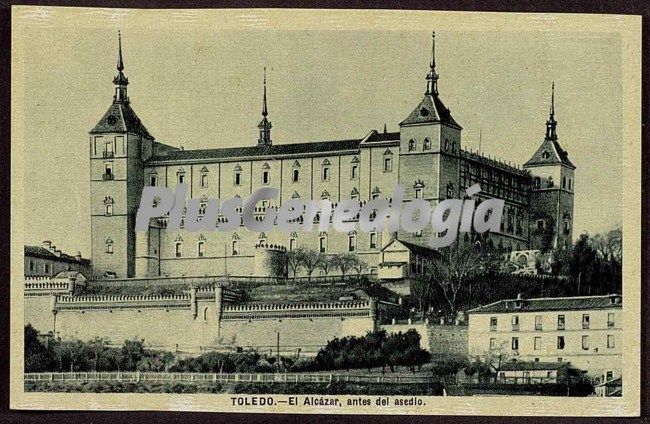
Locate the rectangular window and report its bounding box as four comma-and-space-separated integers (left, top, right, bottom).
319, 236, 327, 253
606, 371, 613, 381
511, 315, 519, 331
557, 336, 565, 350
369, 233, 377, 249
415, 188, 423, 199
582, 335, 589, 350
607, 335, 615, 348
234, 172, 241, 186
322, 167, 329, 181
116, 135, 125, 155
44, 263, 50, 274
557, 315, 565, 330
490, 317, 497, 331
198, 242, 205, 258
292, 169, 299, 182
175, 243, 182, 258
534, 337, 541, 351
535, 315, 543, 331
178, 174, 185, 184
262, 171, 270, 185
105, 204, 113, 216
489, 338, 496, 349
511, 337, 519, 350
104, 162, 113, 176
348, 236, 356, 252
383, 157, 392, 172
232, 240, 239, 256
29, 261, 34, 271
608, 312, 615, 328
106, 244, 113, 254
351, 165, 358, 179
537, 219, 545, 230
289, 238, 296, 251
150, 175, 157, 186
582, 314, 590, 330
201, 174, 208, 188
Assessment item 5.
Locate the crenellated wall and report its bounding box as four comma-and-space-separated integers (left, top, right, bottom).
24, 283, 377, 354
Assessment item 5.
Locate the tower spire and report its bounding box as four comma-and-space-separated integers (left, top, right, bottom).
257, 67, 272, 145
117, 30, 124, 72
545, 82, 557, 140
113, 31, 129, 103
426, 31, 439, 95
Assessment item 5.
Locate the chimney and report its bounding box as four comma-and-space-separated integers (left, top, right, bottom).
43, 241, 52, 250
53, 248, 61, 257
75, 251, 82, 261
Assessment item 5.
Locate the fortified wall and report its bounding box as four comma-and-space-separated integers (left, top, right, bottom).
24, 276, 381, 355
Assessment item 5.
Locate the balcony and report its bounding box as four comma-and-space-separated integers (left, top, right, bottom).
102, 174, 115, 181
103, 151, 115, 158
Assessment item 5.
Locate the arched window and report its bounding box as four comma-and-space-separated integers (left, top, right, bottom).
321, 159, 331, 181
258, 232, 267, 245
289, 232, 298, 251
203, 307, 209, 321
383, 149, 393, 172
548, 176, 554, 188
292, 160, 300, 182
233, 164, 242, 186
232, 233, 239, 255
408, 139, 416, 152
542, 150, 550, 160
175, 236, 183, 258
105, 238, 114, 254
446, 182, 454, 198
350, 188, 359, 200
562, 176, 567, 189
371, 187, 381, 200
177, 168, 186, 184
423, 138, 431, 150
351, 157, 360, 180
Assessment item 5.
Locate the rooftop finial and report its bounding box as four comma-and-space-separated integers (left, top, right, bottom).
426, 31, 439, 95
117, 30, 124, 72
545, 82, 558, 141
262, 66, 268, 117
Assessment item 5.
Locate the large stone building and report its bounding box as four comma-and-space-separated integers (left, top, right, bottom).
24, 241, 91, 278
467, 294, 622, 383
89, 33, 575, 279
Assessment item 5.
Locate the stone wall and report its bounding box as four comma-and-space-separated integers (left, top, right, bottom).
381, 323, 468, 360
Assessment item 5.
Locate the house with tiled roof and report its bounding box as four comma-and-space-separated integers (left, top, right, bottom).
88, 32, 575, 279
24, 241, 91, 277
467, 294, 622, 384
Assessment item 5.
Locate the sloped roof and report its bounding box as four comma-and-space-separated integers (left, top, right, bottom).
524, 138, 575, 169
468, 294, 622, 314
399, 94, 461, 129
382, 239, 441, 259
147, 138, 364, 164
24, 246, 90, 266
90, 101, 153, 139
501, 361, 570, 372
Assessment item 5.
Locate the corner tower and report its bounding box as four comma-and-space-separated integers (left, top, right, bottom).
524, 83, 576, 250
89, 32, 154, 278
397, 32, 462, 245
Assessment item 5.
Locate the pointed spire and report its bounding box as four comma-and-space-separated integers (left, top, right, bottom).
117, 30, 124, 72
262, 67, 268, 117
545, 82, 557, 141
426, 31, 439, 95
257, 67, 272, 145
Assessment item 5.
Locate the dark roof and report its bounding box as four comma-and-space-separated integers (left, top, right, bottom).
524, 138, 575, 169
382, 239, 441, 259
90, 101, 153, 139
148, 138, 364, 164
379, 261, 407, 267
596, 377, 622, 387
399, 94, 461, 129
501, 361, 571, 372
468, 295, 622, 314
460, 149, 531, 177
364, 131, 401, 143
24, 246, 90, 266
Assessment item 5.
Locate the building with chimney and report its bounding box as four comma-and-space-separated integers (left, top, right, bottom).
88, 32, 575, 279
24, 241, 92, 278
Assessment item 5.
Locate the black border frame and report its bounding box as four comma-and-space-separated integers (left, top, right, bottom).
0, 1, 647, 422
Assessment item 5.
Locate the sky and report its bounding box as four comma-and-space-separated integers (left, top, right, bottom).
16, 24, 623, 257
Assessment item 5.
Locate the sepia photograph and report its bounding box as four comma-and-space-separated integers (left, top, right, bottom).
10, 7, 642, 416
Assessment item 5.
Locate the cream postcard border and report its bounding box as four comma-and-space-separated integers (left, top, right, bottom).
9, 7, 642, 416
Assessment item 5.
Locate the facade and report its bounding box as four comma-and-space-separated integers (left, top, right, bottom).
24, 241, 92, 278
89, 33, 575, 279
467, 294, 622, 383
497, 361, 584, 385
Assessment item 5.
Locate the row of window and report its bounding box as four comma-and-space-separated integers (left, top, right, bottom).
532, 175, 573, 191
492, 334, 616, 351
106, 232, 379, 257
27, 261, 51, 274
147, 155, 395, 189
406, 138, 457, 153
489, 313, 616, 331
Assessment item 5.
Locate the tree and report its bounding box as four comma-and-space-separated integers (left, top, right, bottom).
483, 343, 512, 383
427, 241, 485, 320
285, 249, 303, 281
316, 254, 333, 277
351, 256, 367, 280
332, 253, 356, 280
265, 250, 287, 278
299, 248, 323, 282
591, 226, 622, 263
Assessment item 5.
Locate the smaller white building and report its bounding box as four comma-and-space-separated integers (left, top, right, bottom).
467, 294, 622, 384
